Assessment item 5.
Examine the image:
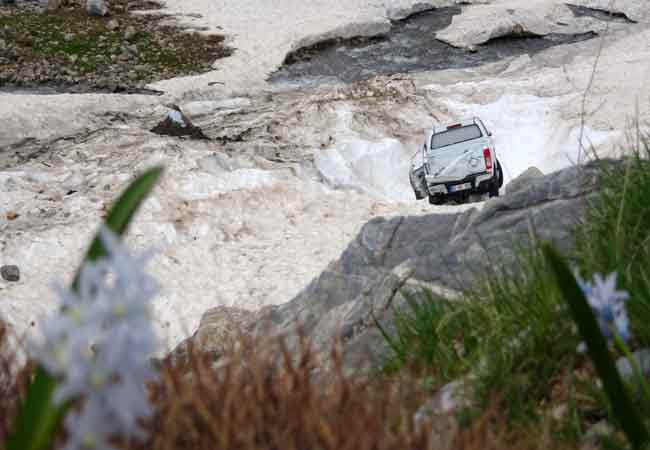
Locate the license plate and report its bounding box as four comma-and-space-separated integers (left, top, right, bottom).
449, 182, 472, 193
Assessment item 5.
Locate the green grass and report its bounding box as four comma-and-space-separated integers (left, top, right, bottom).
379, 127, 650, 446
574, 135, 650, 346
0, 12, 230, 82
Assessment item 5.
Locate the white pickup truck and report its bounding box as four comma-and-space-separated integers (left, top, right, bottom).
409, 117, 503, 204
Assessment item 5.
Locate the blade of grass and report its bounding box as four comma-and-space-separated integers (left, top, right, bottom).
7, 166, 163, 450
542, 242, 649, 449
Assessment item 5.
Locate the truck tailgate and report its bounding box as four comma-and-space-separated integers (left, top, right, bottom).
425, 138, 489, 183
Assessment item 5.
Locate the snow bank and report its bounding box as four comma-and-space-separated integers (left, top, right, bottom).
315, 138, 415, 202
443, 94, 617, 181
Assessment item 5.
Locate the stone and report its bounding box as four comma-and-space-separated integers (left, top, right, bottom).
1, 265, 20, 282
124, 26, 137, 41
46, 0, 60, 10
414, 380, 472, 450
170, 306, 255, 366
150, 107, 209, 140
187, 162, 603, 374
106, 19, 120, 31
86, 0, 107, 16
505, 166, 544, 194
435, 2, 606, 49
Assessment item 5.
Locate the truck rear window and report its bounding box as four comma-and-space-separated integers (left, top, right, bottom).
431, 124, 482, 149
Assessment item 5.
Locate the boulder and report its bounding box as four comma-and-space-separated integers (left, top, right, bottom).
414, 380, 472, 450
170, 306, 255, 365
182, 162, 602, 374
435, 0, 607, 49
86, 0, 107, 16
150, 107, 209, 140
505, 166, 544, 194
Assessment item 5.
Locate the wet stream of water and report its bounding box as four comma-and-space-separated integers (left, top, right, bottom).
269, 7, 596, 85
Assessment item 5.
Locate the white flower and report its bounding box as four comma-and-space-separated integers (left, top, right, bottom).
31, 228, 160, 450
575, 271, 631, 343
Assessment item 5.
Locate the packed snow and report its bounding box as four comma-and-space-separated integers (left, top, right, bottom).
2, 0, 650, 349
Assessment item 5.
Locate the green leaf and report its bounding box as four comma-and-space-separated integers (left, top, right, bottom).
542, 242, 649, 449
6, 368, 65, 450
72, 166, 164, 290
7, 166, 163, 450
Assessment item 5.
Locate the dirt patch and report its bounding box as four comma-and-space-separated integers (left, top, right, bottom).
0, 0, 232, 93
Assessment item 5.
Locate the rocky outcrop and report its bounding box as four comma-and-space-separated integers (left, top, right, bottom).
182, 162, 601, 374
505, 166, 543, 193
435, 0, 611, 49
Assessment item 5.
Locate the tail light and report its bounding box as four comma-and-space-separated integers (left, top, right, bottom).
483, 148, 493, 171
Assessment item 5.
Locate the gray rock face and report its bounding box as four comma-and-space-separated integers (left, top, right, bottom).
0, 265, 20, 282
180, 163, 602, 373
171, 306, 255, 364
86, 0, 107, 16
435, 1, 610, 49
505, 166, 544, 194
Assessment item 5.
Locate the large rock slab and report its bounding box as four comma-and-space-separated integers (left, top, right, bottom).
435, 0, 608, 49
183, 162, 602, 373
569, 0, 648, 23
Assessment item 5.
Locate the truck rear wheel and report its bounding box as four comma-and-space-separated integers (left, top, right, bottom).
429, 194, 444, 205
489, 161, 503, 198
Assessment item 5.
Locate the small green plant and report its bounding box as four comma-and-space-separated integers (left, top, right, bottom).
378, 289, 473, 381
544, 242, 650, 449
379, 240, 580, 424
575, 133, 650, 345
6, 167, 163, 450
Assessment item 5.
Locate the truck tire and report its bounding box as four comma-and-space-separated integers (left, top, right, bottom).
496, 161, 504, 188
489, 183, 500, 198
429, 194, 444, 205
489, 161, 503, 198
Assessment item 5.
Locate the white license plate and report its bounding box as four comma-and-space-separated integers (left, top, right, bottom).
449, 182, 472, 193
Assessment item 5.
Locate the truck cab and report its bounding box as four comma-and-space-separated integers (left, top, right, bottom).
409, 117, 503, 204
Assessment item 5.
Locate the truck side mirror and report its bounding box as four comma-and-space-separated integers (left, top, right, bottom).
488, 131, 493, 137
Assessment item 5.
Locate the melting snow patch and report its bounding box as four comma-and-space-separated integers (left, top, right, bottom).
315, 138, 415, 202
167, 110, 187, 127
442, 94, 618, 183
178, 169, 278, 201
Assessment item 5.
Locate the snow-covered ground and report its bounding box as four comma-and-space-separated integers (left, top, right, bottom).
2, 0, 650, 349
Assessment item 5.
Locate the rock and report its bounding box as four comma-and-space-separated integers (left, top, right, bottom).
505, 166, 544, 194
435, 2, 606, 49
170, 306, 255, 366
46, 0, 60, 10
414, 380, 472, 450
187, 162, 602, 374
571, 0, 647, 23
106, 19, 120, 31
150, 107, 209, 140
86, 0, 107, 16
124, 26, 137, 41
1, 265, 20, 282
63, 32, 74, 42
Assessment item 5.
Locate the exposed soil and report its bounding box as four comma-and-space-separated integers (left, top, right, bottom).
0, 0, 232, 93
